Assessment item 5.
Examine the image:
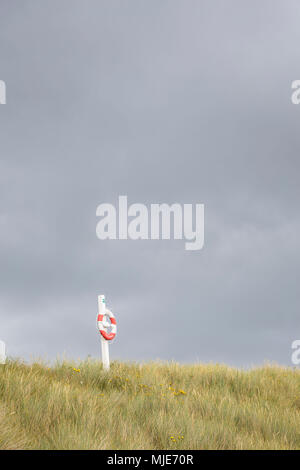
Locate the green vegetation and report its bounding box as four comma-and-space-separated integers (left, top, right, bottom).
0, 359, 299, 449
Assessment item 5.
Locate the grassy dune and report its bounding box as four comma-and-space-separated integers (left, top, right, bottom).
0, 359, 299, 450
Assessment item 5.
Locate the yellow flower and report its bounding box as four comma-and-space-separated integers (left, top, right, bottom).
73, 368, 80, 373
178, 390, 186, 395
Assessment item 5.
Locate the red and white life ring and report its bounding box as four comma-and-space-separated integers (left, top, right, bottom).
97, 308, 117, 341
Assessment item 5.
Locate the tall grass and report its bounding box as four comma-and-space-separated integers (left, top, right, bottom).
0, 359, 299, 449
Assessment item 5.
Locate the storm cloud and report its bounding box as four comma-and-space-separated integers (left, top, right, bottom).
0, 0, 300, 366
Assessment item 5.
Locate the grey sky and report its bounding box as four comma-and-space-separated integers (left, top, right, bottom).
0, 1, 300, 367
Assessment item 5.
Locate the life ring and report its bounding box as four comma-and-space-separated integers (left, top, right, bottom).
97, 308, 117, 341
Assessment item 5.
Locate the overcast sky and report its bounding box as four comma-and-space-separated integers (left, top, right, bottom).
0, 1, 299, 367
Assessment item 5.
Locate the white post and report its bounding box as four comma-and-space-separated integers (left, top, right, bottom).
0, 341, 6, 364
98, 295, 110, 370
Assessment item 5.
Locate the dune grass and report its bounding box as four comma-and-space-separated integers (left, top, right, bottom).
0, 359, 299, 450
